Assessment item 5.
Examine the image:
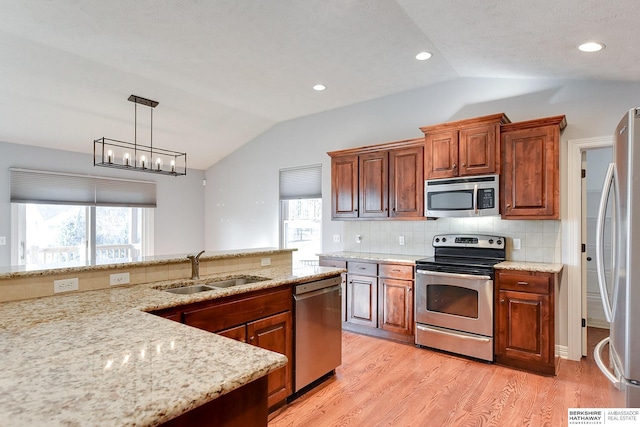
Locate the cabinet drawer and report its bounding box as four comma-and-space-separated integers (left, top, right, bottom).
319, 258, 347, 269
497, 272, 550, 294
347, 261, 377, 276
379, 263, 413, 280
183, 288, 292, 333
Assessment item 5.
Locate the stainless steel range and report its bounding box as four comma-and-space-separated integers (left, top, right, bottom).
415, 234, 506, 361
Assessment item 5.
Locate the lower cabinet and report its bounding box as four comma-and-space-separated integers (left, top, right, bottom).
321, 257, 414, 343
346, 274, 378, 328
494, 269, 558, 375
152, 286, 293, 411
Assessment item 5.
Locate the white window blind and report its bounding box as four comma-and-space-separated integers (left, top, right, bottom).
10, 168, 157, 208
279, 164, 322, 200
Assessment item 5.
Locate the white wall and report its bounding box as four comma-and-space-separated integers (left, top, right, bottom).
204, 76, 640, 349
0, 141, 206, 265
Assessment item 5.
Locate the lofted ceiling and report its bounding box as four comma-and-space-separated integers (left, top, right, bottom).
0, 1, 638, 170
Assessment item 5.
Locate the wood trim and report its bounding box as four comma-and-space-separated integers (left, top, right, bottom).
501, 115, 567, 132
419, 112, 511, 134
327, 138, 424, 157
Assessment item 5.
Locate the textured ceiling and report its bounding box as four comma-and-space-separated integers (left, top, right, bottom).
0, 0, 637, 170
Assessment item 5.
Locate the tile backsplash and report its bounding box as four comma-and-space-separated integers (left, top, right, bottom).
343, 217, 561, 263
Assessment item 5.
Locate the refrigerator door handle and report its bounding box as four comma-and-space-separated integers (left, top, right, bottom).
595, 163, 615, 322
593, 336, 621, 388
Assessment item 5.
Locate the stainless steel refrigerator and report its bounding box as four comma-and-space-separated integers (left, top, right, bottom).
594, 107, 640, 407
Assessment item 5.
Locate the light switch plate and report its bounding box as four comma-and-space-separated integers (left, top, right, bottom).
399, 236, 405, 246
261, 257, 271, 266
513, 238, 522, 250
333, 234, 341, 243
110, 272, 130, 286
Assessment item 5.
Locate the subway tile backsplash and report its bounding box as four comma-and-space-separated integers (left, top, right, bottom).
343, 218, 562, 263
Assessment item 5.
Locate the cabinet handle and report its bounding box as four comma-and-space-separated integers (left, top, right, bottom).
452, 163, 457, 169
517, 281, 528, 286
249, 336, 255, 342
392, 269, 400, 272
506, 204, 511, 208
500, 299, 505, 304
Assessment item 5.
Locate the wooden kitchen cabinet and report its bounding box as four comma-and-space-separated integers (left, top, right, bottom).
346, 273, 378, 328
331, 154, 359, 219
328, 138, 424, 220
501, 115, 566, 219
495, 269, 558, 375
247, 311, 292, 407
153, 286, 293, 411
421, 113, 510, 179
323, 257, 415, 343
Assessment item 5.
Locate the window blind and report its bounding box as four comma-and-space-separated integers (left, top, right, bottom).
10, 168, 157, 208
279, 164, 322, 200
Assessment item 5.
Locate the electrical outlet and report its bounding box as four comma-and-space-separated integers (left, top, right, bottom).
54, 278, 78, 293
513, 238, 522, 250
333, 234, 341, 243
110, 272, 130, 286
0, 236, 6, 246
355, 235, 362, 243
261, 257, 271, 266
399, 236, 405, 246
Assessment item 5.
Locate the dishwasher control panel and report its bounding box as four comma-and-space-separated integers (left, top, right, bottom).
294, 275, 342, 295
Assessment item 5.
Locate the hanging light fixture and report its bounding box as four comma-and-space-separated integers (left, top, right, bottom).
94, 95, 187, 176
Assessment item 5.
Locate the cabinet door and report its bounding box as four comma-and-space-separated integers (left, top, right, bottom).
459, 124, 498, 176
389, 145, 424, 218
502, 125, 559, 219
496, 289, 551, 365
247, 311, 293, 409
217, 324, 247, 343
346, 274, 378, 327
425, 130, 459, 179
359, 151, 388, 218
331, 154, 359, 219
378, 278, 413, 336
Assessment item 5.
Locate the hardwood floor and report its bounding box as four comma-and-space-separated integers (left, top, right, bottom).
269, 328, 622, 427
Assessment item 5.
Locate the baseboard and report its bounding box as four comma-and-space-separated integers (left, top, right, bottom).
555, 344, 568, 359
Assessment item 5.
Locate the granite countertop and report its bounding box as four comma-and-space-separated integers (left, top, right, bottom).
0, 247, 295, 279
319, 251, 425, 265
0, 265, 343, 426
494, 261, 564, 274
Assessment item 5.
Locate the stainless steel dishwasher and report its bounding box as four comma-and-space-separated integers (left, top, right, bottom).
293, 275, 342, 392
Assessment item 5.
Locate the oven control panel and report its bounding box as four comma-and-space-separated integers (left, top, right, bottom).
432, 234, 505, 249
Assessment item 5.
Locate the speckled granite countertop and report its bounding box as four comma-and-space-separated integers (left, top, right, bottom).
0, 265, 342, 426
0, 247, 294, 279
319, 251, 425, 265
494, 261, 564, 274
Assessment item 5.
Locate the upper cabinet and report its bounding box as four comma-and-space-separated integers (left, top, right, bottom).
329, 139, 424, 220
420, 113, 511, 179
501, 115, 566, 219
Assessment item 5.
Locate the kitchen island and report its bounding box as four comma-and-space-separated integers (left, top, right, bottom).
0, 250, 343, 426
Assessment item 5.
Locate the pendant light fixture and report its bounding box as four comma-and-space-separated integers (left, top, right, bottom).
94, 95, 187, 176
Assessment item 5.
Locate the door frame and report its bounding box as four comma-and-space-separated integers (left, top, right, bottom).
565, 136, 612, 361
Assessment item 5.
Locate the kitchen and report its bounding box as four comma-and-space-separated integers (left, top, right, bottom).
1, 1, 640, 426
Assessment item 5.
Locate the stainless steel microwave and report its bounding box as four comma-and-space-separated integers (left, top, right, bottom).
425, 174, 499, 217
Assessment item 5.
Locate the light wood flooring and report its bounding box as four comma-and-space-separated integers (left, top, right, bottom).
269, 328, 622, 427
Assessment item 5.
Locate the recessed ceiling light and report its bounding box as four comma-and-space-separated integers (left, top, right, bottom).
415, 51, 432, 61
313, 84, 326, 91
578, 42, 605, 52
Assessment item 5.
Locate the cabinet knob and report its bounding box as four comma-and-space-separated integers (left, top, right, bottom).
506, 204, 511, 208
462, 162, 466, 167
452, 163, 457, 169
249, 336, 255, 342
500, 299, 505, 304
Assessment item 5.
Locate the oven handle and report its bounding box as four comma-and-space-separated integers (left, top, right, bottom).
416, 269, 491, 281
416, 324, 492, 343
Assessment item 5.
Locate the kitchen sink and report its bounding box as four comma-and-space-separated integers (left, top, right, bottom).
205, 276, 267, 288
164, 284, 217, 294
160, 276, 268, 294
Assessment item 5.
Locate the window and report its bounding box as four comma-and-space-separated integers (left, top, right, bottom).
279, 165, 322, 268
10, 168, 155, 266
14, 204, 152, 266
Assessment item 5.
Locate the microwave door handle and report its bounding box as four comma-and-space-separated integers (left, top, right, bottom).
473, 184, 479, 215
596, 163, 615, 322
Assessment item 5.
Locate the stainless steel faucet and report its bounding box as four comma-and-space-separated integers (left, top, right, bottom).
187, 250, 205, 280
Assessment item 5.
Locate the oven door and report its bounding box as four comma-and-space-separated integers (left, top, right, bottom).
415, 269, 493, 337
